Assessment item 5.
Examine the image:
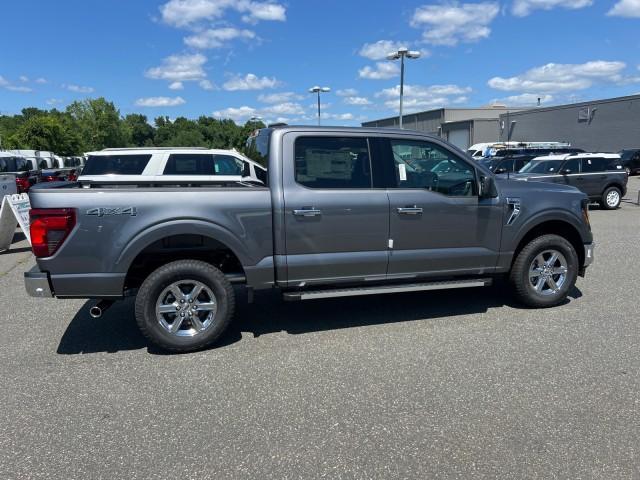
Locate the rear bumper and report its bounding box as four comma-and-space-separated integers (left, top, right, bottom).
24, 266, 54, 298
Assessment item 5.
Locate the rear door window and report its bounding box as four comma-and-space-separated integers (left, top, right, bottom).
562, 158, 581, 173
581, 158, 608, 173
294, 136, 372, 189
213, 155, 243, 175
83, 154, 152, 175
163, 154, 215, 175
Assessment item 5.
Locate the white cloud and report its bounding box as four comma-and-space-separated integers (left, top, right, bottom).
411, 2, 499, 46
336, 88, 358, 97
6, 85, 33, 93
258, 91, 303, 103
324, 112, 355, 121
359, 40, 416, 60
35, 77, 47, 84
199, 79, 215, 90
213, 101, 306, 124
513, 0, 592, 16
135, 96, 186, 107
263, 102, 305, 115
64, 84, 94, 93
46, 98, 63, 106
213, 105, 258, 122
184, 27, 256, 48
19, 75, 29, 82
375, 84, 472, 112
169, 81, 184, 90
343, 96, 372, 106
222, 73, 279, 90
359, 62, 399, 80
491, 93, 555, 106
607, 0, 640, 17
160, 0, 285, 27
488, 61, 631, 93
146, 53, 208, 87
242, 2, 286, 23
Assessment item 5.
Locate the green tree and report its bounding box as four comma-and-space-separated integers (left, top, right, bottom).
123, 114, 154, 147
10, 115, 82, 155
66, 97, 126, 150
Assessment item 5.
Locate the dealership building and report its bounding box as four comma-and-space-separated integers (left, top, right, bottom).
362, 94, 640, 152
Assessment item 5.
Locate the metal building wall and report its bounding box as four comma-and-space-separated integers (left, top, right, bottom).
498, 95, 640, 151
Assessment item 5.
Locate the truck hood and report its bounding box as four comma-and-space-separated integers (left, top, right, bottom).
495, 175, 584, 196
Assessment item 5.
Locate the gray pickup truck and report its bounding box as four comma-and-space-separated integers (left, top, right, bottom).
25, 126, 595, 352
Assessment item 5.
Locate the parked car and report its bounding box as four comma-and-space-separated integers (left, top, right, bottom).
618, 149, 640, 175
512, 153, 627, 209
0, 152, 39, 193
78, 147, 267, 184
480, 154, 535, 174
0, 174, 18, 196
25, 126, 595, 353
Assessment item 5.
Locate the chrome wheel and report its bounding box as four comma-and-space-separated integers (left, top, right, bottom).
606, 190, 620, 208
528, 250, 568, 296
156, 280, 217, 337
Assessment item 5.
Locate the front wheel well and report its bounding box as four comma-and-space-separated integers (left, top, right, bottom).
512, 220, 585, 268
124, 234, 245, 291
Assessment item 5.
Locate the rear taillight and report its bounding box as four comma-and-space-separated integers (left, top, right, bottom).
15, 177, 31, 193
67, 170, 78, 182
30, 208, 76, 257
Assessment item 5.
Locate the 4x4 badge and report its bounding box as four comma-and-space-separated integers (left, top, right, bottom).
86, 207, 137, 217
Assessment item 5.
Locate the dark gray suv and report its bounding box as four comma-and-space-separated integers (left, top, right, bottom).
511, 153, 627, 209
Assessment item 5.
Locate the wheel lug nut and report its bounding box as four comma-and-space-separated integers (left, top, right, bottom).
180, 299, 185, 303
180, 313, 185, 317
189, 299, 193, 303
175, 306, 180, 311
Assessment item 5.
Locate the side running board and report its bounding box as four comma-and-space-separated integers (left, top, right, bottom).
283, 278, 492, 301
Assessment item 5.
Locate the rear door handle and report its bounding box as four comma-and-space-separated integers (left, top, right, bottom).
397, 206, 423, 215
293, 208, 322, 217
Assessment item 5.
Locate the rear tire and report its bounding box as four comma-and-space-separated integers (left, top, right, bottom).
509, 234, 578, 308
601, 186, 621, 210
135, 260, 235, 352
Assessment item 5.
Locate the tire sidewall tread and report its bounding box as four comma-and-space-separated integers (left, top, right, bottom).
135, 260, 235, 352
509, 234, 579, 308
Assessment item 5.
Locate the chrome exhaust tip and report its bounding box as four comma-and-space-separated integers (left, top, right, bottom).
89, 300, 114, 319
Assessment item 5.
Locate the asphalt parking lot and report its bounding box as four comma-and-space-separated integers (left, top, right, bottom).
1, 179, 639, 479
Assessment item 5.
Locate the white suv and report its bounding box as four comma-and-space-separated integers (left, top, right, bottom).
79, 147, 267, 184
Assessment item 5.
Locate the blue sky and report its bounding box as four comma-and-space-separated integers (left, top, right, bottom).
1, 0, 640, 125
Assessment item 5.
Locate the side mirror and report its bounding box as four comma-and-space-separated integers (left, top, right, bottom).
479, 175, 497, 198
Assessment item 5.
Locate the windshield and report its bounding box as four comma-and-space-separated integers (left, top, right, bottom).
244, 129, 270, 168
619, 150, 635, 160
519, 160, 564, 174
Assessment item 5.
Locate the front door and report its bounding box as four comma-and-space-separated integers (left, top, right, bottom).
383, 138, 502, 278
282, 134, 390, 286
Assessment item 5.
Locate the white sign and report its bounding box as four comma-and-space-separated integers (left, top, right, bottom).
0, 193, 31, 251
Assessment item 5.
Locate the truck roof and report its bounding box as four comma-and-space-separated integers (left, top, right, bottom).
533, 153, 621, 161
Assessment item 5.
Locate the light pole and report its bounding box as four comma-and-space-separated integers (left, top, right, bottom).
309, 86, 330, 126
386, 48, 421, 129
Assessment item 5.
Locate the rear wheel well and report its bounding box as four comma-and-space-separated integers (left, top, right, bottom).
602, 183, 624, 195
124, 234, 245, 291
512, 221, 584, 268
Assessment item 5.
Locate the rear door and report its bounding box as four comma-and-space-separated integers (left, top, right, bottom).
383, 137, 502, 278
282, 134, 389, 286
579, 157, 608, 197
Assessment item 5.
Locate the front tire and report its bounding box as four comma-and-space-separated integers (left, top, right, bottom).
601, 186, 621, 210
509, 234, 578, 308
135, 260, 235, 352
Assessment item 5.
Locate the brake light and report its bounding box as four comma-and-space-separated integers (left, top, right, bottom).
30, 209, 76, 257
15, 177, 31, 193
67, 170, 78, 182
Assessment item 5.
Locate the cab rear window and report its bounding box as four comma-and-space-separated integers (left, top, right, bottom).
83, 155, 152, 175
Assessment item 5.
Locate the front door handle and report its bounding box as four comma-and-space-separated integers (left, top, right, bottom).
397, 206, 423, 215
293, 208, 322, 217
